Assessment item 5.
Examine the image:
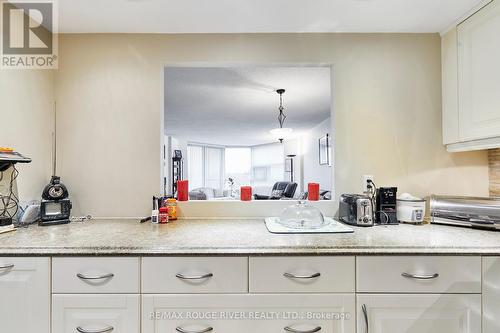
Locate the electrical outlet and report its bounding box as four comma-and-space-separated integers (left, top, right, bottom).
363, 175, 374, 193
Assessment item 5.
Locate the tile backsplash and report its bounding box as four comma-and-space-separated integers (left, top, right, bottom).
490, 149, 500, 196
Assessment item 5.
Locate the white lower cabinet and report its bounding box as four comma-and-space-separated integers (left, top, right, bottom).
357, 294, 481, 333
356, 256, 481, 293
482, 257, 500, 333
142, 257, 248, 294
0, 257, 50, 333
3, 255, 492, 333
249, 256, 355, 293
52, 294, 140, 333
142, 294, 356, 333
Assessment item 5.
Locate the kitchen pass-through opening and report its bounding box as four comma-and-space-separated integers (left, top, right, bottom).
162, 64, 334, 204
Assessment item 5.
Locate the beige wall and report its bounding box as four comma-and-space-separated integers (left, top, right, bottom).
48, 33, 489, 217
0, 70, 54, 202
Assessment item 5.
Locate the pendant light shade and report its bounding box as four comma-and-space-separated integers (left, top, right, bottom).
270, 127, 293, 141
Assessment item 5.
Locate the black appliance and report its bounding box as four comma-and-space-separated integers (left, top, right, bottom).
39, 176, 72, 226
376, 187, 398, 224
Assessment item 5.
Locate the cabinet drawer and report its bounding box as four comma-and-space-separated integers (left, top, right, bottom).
142, 294, 355, 333
52, 257, 140, 293
249, 256, 355, 293
52, 294, 140, 333
142, 257, 248, 293
356, 256, 481, 293
0, 257, 50, 333
357, 294, 481, 333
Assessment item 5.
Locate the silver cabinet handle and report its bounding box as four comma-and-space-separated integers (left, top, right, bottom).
175, 326, 213, 333
283, 272, 321, 279
0, 263, 14, 269
76, 326, 114, 333
284, 326, 322, 333
362, 304, 369, 333
401, 272, 439, 280
76, 273, 114, 280
175, 273, 214, 280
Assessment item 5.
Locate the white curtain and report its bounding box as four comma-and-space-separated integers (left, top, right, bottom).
205, 147, 224, 190
251, 143, 285, 192
187, 145, 203, 190
187, 144, 224, 191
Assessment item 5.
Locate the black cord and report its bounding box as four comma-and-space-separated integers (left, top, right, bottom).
9, 165, 20, 218
0, 165, 20, 220
367, 179, 378, 223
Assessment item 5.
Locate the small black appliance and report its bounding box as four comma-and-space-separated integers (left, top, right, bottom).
39, 176, 72, 226
376, 187, 398, 224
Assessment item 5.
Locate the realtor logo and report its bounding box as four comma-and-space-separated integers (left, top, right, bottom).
1, 0, 58, 69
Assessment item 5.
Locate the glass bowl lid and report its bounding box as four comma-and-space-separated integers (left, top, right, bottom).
278, 201, 328, 229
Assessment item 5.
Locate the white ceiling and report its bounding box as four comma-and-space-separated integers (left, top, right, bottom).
164, 67, 331, 146
58, 0, 484, 33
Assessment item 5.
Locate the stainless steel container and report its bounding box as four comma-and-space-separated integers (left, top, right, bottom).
427, 195, 500, 230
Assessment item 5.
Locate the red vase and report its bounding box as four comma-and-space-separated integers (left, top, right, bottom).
308, 183, 320, 201
240, 186, 252, 201
177, 180, 189, 201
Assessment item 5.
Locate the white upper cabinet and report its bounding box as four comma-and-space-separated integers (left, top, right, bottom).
443, 0, 500, 151
458, 0, 500, 140
442, 27, 460, 145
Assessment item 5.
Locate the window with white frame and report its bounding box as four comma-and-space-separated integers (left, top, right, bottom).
225, 147, 252, 186
187, 143, 285, 196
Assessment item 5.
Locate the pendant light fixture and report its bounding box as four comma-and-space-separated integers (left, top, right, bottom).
270, 89, 293, 143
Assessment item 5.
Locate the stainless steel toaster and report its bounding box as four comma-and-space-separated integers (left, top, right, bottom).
338, 194, 374, 227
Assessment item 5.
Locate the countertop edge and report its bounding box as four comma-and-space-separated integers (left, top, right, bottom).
1, 248, 500, 256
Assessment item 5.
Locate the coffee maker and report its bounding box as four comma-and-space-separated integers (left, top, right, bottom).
376, 187, 398, 224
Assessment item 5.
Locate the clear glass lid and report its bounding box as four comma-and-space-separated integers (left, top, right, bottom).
278, 200, 328, 229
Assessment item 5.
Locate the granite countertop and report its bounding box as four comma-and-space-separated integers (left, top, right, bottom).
1, 218, 500, 256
